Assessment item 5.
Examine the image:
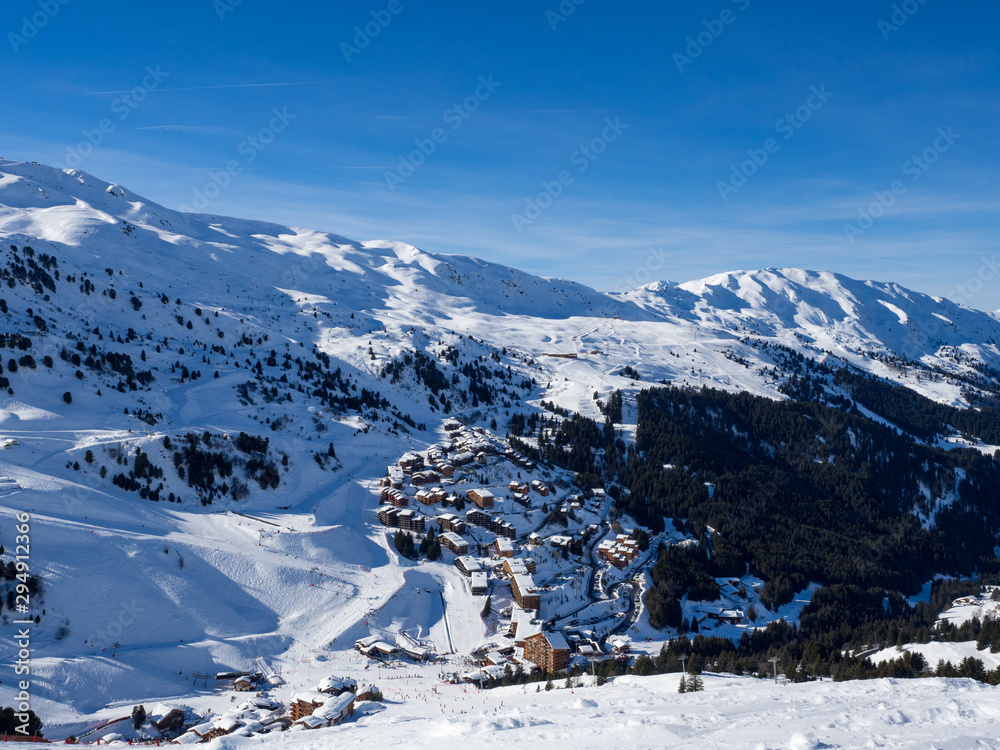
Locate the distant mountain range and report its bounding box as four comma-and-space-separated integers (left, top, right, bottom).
2, 157, 998, 427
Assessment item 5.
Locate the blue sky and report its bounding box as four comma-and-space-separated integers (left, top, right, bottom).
3, 0, 1000, 308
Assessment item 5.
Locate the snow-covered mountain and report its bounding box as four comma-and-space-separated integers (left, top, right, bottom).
2, 159, 999, 742
3, 158, 999, 421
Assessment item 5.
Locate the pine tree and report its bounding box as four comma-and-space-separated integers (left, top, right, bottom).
545, 677, 554, 691
678, 675, 688, 693
131, 705, 146, 730
394, 530, 415, 559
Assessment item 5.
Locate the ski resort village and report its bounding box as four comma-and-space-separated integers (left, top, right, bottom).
3, 160, 1000, 747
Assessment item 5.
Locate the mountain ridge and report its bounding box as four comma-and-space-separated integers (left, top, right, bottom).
3, 157, 999, 419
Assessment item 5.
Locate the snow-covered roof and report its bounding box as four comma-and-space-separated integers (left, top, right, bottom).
486, 650, 508, 665
516, 619, 543, 642
317, 675, 356, 692
190, 721, 215, 736
295, 715, 328, 729
513, 573, 538, 594
316, 692, 355, 718
511, 607, 538, 627
148, 702, 182, 722
440, 531, 468, 547
213, 716, 241, 732
543, 631, 570, 651
506, 560, 529, 575
292, 690, 328, 704
229, 720, 262, 737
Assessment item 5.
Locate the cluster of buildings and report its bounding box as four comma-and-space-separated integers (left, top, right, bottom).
597, 534, 641, 569
377, 419, 517, 557
288, 677, 368, 731
355, 635, 430, 662
449, 623, 580, 684
170, 697, 285, 744
465, 507, 517, 539
508, 479, 550, 497
507, 479, 549, 507
436, 512, 467, 535
165, 674, 376, 744
377, 505, 426, 533
375, 422, 633, 679
501, 445, 536, 472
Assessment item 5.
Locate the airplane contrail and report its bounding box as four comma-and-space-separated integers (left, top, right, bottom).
86, 81, 333, 95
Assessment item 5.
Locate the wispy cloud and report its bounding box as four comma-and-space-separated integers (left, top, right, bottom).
523, 108, 614, 114
136, 125, 234, 134
85, 81, 333, 95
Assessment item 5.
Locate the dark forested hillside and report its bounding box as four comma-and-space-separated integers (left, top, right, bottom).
624, 384, 1000, 607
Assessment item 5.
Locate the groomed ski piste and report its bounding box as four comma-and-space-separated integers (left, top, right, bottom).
1, 159, 1000, 747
